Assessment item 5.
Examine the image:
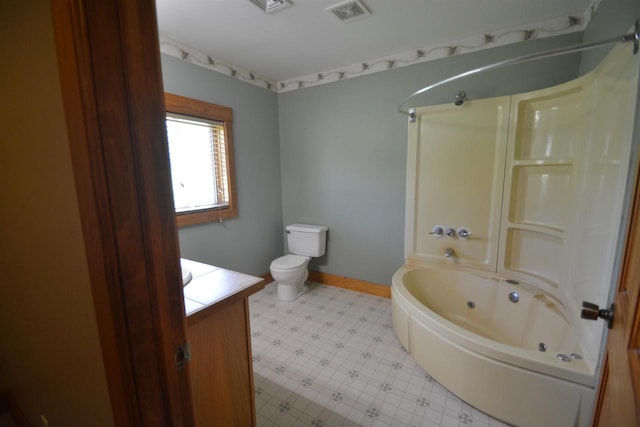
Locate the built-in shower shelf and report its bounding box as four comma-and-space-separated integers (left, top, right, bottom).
505, 222, 566, 235
512, 158, 574, 166
594, 158, 624, 166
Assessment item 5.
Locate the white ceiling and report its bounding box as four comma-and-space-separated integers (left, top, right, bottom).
155, 0, 595, 83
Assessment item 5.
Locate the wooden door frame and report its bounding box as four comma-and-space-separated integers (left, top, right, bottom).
52, 0, 194, 425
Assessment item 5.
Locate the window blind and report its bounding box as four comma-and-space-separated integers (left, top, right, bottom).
166, 113, 229, 213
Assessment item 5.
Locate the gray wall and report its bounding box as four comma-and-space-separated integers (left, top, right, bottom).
161, 55, 284, 276
278, 34, 583, 285
163, 0, 636, 285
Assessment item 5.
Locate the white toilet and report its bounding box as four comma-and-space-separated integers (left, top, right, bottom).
270, 223, 328, 301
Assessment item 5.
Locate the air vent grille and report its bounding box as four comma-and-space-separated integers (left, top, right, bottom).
327, 0, 370, 22
249, 0, 292, 14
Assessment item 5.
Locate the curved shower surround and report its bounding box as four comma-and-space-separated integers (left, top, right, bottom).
393, 40, 639, 427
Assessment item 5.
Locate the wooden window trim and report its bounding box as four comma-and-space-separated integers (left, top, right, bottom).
164, 93, 238, 227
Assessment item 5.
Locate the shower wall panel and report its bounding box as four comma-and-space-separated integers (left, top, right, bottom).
405, 96, 509, 271
501, 42, 638, 366
565, 42, 639, 366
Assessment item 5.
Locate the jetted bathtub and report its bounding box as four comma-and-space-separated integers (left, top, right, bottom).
391, 264, 596, 427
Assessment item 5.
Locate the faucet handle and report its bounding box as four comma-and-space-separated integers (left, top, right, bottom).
458, 228, 472, 238
429, 226, 444, 237
445, 228, 456, 238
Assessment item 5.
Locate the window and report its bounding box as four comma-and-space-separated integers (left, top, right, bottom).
164, 93, 237, 226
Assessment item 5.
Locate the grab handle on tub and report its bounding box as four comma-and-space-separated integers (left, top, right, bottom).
581, 301, 615, 329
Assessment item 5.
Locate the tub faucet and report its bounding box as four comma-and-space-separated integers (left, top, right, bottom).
444, 248, 455, 258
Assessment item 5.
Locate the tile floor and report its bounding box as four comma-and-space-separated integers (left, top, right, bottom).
249, 282, 511, 427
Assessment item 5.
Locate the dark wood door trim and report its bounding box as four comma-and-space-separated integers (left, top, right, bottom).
52, 0, 194, 425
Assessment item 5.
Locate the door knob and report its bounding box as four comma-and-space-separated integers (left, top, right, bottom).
581, 301, 614, 329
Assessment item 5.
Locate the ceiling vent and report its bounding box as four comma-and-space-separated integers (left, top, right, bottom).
327, 0, 370, 22
249, 0, 292, 14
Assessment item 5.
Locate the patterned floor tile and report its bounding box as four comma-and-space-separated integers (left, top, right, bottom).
250, 282, 511, 427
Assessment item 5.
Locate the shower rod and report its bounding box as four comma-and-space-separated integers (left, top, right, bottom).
398, 19, 640, 120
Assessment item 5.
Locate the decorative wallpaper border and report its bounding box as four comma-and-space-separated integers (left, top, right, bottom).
160, 0, 601, 93
159, 37, 278, 91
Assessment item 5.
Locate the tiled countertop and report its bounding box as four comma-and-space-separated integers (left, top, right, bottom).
181, 258, 265, 317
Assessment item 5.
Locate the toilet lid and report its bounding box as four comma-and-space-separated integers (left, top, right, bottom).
271, 254, 307, 270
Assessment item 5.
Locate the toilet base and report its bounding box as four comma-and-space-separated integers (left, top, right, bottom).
277, 282, 309, 301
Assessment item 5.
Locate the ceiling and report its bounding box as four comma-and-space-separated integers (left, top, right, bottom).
155, 0, 595, 84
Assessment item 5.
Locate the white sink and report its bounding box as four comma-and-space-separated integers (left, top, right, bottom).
180, 259, 193, 286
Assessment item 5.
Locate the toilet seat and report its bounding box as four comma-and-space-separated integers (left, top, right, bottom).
270, 254, 308, 271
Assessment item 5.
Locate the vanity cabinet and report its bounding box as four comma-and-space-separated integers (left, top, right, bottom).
182, 260, 265, 427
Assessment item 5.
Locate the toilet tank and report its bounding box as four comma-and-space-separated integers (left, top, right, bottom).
286, 224, 328, 257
